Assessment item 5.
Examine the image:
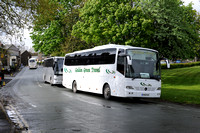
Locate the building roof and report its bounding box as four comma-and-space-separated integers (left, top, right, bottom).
4, 44, 19, 50
21, 50, 32, 56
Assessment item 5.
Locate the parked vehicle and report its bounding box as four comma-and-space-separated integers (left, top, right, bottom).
43, 57, 64, 85
28, 58, 37, 69
63, 44, 161, 99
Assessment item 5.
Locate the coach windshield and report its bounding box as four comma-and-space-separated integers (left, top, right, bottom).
54, 58, 64, 75
126, 49, 161, 80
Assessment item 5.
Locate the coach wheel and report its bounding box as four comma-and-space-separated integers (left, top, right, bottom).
72, 81, 77, 93
44, 75, 47, 83
104, 84, 111, 100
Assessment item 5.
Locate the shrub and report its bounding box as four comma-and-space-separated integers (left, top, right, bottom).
161, 62, 200, 69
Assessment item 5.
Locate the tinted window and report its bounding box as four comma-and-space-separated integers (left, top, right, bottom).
64, 48, 116, 66
44, 59, 53, 67
117, 49, 125, 75
64, 54, 75, 66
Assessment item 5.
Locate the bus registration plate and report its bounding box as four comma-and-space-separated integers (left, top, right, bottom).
141, 93, 149, 96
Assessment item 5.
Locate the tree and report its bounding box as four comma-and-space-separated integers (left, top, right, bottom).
31, 0, 89, 56
72, 0, 151, 46
140, 0, 200, 59
0, 0, 38, 46
31, 20, 65, 55
72, 0, 200, 59
0, 0, 37, 35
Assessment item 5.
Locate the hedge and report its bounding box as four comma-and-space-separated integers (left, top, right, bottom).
161, 62, 200, 69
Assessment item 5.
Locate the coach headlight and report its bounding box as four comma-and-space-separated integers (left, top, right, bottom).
126, 86, 134, 89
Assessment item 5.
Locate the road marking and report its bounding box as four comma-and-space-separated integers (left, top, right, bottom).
29, 103, 37, 108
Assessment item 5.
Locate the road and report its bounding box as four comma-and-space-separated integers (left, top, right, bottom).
1, 66, 200, 133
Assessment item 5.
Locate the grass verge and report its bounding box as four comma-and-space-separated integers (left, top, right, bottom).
161, 66, 200, 105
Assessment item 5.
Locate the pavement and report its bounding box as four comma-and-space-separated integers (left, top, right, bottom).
0, 72, 18, 133
0, 106, 12, 133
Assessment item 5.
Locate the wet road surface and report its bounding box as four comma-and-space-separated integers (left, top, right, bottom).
0, 108, 12, 133
1, 66, 200, 133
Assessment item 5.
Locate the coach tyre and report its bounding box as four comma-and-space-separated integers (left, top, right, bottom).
44, 75, 47, 83
72, 81, 77, 93
104, 84, 111, 99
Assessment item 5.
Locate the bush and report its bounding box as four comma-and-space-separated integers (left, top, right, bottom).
161, 62, 200, 69
10, 65, 17, 72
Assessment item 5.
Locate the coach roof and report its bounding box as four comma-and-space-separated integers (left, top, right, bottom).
65, 44, 158, 56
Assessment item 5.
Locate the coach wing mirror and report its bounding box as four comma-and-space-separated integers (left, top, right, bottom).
159, 57, 170, 69
127, 56, 132, 65
119, 54, 132, 65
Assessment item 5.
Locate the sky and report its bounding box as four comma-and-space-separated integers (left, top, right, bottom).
182, 0, 200, 12
23, 0, 200, 49
24, 29, 33, 49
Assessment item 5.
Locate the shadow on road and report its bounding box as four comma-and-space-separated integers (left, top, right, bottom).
59, 87, 158, 105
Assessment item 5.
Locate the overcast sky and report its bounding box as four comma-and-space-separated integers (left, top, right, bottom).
24, 0, 200, 49
24, 29, 33, 49
182, 0, 200, 12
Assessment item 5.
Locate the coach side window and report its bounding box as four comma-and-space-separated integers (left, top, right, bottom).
84, 52, 93, 65
44, 59, 53, 67
65, 55, 74, 66
64, 49, 116, 66
117, 49, 125, 75
94, 48, 116, 65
